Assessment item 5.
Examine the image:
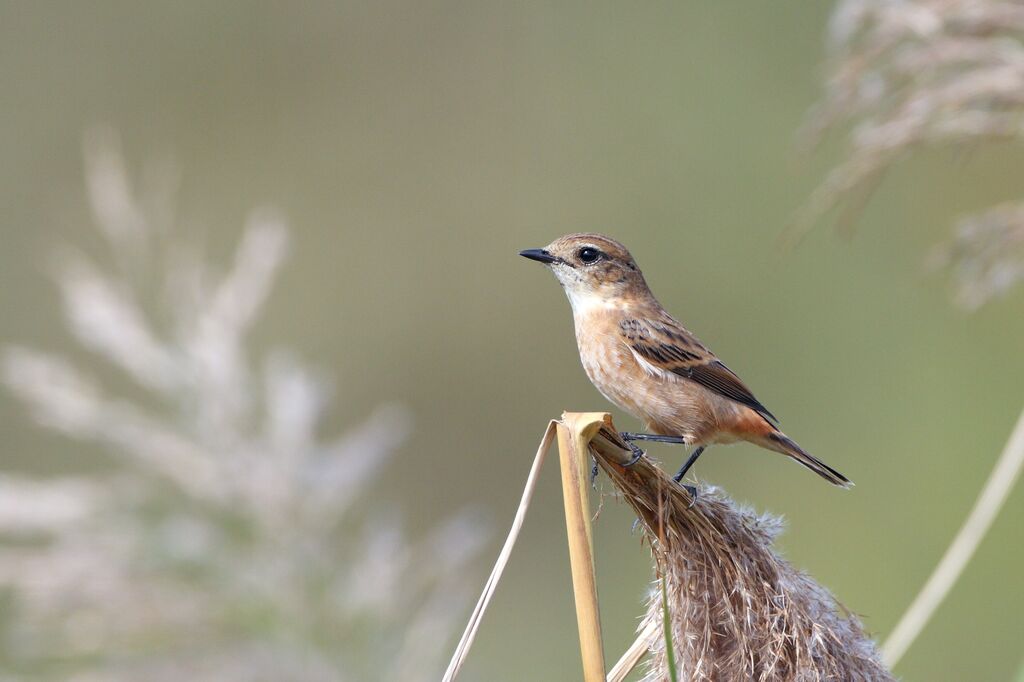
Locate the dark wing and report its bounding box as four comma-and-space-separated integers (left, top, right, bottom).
619, 317, 779, 425
683, 361, 778, 424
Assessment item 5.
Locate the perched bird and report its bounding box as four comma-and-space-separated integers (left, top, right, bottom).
520, 233, 850, 488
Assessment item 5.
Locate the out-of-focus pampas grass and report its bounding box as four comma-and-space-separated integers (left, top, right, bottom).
0, 130, 486, 681
928, 202, 1024, 310
585, 420, 893, 682
803, 3, 1024, 670
801, 0, 1024, 309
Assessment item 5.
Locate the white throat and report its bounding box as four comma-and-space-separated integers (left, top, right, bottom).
564, 287, 618, 319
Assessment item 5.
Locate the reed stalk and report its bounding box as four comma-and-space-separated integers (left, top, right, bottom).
881, 405, 1024, 667
556, 413, 610, 681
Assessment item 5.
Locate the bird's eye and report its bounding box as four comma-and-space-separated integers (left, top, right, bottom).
577, 247, 602, 264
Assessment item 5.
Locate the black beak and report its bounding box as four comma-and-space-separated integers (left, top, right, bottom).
519, 248, 558, 264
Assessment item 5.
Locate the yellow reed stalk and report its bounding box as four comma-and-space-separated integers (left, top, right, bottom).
882, 406, 1024, 667
443, 414, 622, 681
555, 412, 610, 682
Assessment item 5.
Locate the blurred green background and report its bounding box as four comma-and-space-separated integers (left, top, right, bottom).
2, 2, 1022, 680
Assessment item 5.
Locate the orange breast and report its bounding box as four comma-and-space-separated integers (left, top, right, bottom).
572, 310, 720, 443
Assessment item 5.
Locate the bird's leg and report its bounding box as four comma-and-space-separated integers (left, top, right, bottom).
673, 446, 706, 483
620, 432, 688, 446
621, 432, 680, 468
672, 446, 705, 506
621, 433, 700, 502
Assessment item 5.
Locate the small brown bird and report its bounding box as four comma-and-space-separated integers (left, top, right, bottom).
520, 233, 850, 488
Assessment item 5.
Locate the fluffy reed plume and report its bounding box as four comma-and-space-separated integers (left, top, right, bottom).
0, 130, 485, 681
803, 0, 1024, 308
588, 426, 892, 682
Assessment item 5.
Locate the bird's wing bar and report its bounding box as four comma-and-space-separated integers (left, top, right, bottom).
620, 317, 778, 425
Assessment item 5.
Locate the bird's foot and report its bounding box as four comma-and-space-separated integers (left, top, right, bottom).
678, 483, 698, 507
623, 441, 645, 467
590, 456, 599, 487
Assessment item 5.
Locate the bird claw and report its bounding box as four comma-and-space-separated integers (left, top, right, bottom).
590, 456, 599, 487
623, 441, 645, 467
678, 483, 698, 507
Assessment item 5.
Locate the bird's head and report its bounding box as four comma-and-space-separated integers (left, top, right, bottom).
519, 233, 650, 312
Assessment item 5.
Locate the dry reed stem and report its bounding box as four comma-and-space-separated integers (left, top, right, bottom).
882, 405, 1024, 667
586, 415, 893, 682
607, 620, 659, 682
556, 413, 610, 681
443, 421, 557, 682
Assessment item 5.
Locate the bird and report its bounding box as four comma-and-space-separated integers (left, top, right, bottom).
519, 233, 851, 488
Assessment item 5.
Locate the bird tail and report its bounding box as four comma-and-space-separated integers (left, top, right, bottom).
761, 431, 853, 488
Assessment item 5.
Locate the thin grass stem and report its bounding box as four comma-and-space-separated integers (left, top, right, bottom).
607, 621, 659, 682
442, 421, 557, 681
660, 577, 679, 682
882, 406, 1024, 667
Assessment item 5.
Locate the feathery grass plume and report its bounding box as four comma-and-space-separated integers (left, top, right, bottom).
928, 201, 1024, 310
0, 130, 486, 681
586, 422, 893, 682
801, 0, 1024, 308
804, 4, 1024, 669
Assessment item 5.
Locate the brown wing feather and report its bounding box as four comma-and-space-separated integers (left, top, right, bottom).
620, 317, 779, 425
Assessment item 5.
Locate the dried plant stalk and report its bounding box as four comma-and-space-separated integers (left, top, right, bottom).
446, 417, 611, 682
556, 413, 610, 681
443, 422, 557, 682
607, 620, 659, 682
881, 405, 1024, 666
586, 415, 893, 682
